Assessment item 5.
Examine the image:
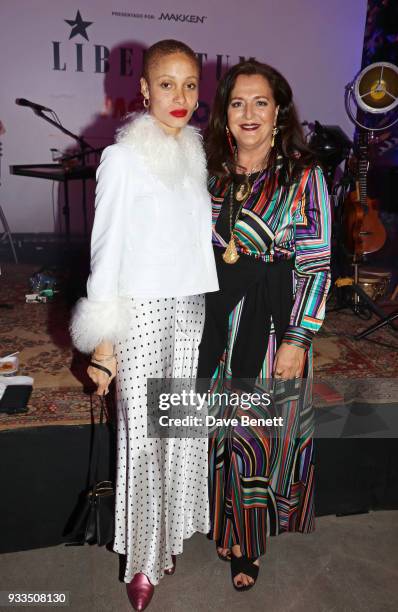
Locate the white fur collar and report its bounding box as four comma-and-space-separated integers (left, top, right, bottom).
115, 112, 207, 189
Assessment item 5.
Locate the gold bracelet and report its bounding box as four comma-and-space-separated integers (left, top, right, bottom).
91, 354, 116, 363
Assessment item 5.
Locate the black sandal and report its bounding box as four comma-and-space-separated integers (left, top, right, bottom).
230, 553, 259, 591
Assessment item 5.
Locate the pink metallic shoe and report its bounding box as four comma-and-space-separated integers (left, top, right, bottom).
164, 555, 176, 576
126, 573, 154, 611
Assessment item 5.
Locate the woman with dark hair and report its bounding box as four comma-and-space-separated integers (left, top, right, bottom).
71, 40, 218, 610
197, 60, 331, 590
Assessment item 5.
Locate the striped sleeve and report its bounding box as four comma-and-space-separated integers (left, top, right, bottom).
283, 165, 331, 350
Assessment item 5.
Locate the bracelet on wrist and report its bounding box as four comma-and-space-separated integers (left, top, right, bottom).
91, 354, 116, 363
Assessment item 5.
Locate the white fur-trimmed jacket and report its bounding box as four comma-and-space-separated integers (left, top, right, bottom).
70, 113, 218, 354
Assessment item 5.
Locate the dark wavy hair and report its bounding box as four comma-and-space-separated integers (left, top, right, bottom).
205, 60, 314, 181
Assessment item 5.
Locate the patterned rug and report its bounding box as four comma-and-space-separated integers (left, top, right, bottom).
1, 263, 397, 432
315, 310, 398, 377
0, 263, 101, 431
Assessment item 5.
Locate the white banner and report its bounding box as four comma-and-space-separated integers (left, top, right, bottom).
0, 0, 367, 233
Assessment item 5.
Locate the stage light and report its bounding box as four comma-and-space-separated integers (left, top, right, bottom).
345, 62, 398, 130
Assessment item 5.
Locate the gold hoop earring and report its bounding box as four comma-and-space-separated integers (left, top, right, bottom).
143, 97, 150, 109
271, 126, 279, 148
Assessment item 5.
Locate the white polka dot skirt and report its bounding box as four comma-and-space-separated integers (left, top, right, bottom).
113, 295, 209, 585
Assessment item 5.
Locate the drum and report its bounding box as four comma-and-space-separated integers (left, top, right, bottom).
358, 267, 392, 301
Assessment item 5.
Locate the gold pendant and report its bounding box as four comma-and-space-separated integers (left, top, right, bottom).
222, 237, 240, 264
235, 182, 250, 202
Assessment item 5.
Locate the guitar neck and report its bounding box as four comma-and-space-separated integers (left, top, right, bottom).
357, 132, 370, 209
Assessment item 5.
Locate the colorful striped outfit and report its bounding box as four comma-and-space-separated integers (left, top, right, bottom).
198, 162, 331, 559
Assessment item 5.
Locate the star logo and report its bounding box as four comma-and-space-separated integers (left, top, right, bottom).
65, 10, 93, 41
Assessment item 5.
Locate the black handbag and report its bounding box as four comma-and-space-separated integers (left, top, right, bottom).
66, 396, 115, 546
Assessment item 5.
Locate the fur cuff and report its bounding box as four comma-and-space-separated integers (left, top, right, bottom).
70, 297, 132, 354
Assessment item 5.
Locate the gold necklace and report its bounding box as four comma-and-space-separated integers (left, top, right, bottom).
223, 153, 270, 264
222, 183, 246, 264
235, 177, 252, 202
234, 156, 268, 202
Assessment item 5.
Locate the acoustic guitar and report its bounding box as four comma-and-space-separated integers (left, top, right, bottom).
343, 132, 386, 256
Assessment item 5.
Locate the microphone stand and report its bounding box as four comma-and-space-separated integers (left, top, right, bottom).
32, 108, 95, 156
0, 137, 17, 309
32, 109, 99, 236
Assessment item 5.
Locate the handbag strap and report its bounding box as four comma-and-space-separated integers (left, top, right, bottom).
89, 361, 112, 378
88, 395, 108, 487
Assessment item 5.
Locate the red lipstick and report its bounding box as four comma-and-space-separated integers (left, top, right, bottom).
170, 109, 188, 118
240, 123, 260, 131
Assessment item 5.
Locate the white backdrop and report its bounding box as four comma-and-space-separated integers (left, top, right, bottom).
0, 0, 367, 233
